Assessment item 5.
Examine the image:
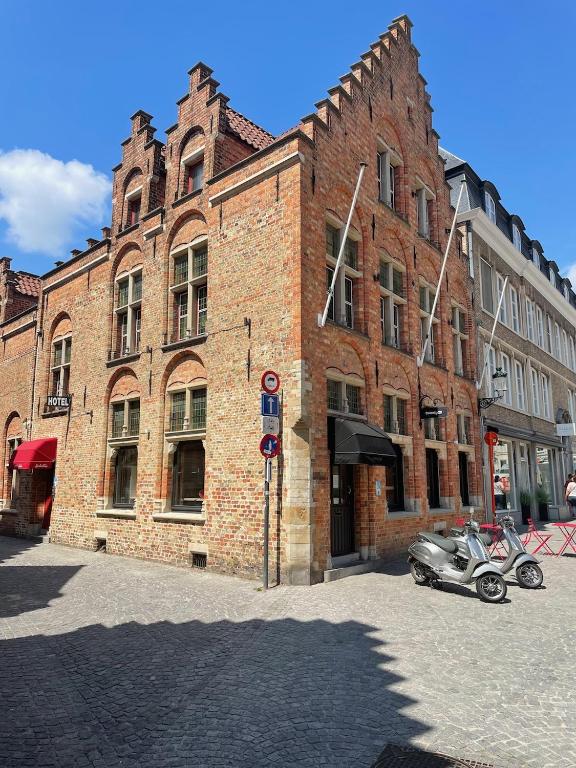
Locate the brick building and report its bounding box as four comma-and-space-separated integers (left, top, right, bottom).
0, 16, 483, 584
443, 149, 576, 522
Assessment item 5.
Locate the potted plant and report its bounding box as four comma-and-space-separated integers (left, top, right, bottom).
519, 489, 532, 525
535, 486, 549, 522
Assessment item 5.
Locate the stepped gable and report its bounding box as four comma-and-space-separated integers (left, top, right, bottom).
226, 108, 275, 151
300, 14, 434, 138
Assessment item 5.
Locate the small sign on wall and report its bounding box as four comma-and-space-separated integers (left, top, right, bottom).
375, 480, 382, 497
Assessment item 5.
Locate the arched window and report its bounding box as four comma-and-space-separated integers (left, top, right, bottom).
47, 315, 73, 413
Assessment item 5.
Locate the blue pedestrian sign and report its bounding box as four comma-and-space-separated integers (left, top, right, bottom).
261, 393, 279, 417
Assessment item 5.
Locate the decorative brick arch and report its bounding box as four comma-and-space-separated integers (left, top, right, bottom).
166, 211, 208, 254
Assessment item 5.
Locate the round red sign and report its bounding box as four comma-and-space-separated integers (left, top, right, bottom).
484, 431, 499, 447
260, 434, 281, 458
261, 370, 280, 394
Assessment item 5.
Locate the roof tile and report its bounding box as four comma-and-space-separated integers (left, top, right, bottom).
226, 108, 275, 151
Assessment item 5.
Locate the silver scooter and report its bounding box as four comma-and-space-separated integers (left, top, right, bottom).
450, 514, 543, 589
408, 519, 508, 602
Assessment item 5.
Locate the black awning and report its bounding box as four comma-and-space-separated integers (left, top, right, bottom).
328, 417, 397, 466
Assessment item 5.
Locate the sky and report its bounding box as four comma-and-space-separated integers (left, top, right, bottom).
1, 0, 575, 281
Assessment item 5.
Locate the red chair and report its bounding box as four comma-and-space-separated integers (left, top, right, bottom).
522, 517, 554, 556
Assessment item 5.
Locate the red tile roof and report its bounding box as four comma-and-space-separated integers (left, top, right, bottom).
226, 108, 275, 151
15, 273, 41, 297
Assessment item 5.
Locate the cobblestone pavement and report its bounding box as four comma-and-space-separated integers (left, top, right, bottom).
1, 528, 575, 768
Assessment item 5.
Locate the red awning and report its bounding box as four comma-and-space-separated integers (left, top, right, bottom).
9, 438, 57, 471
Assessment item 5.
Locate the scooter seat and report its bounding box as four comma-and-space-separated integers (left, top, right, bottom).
449, 527, 492, 546
419, 532, 458, 554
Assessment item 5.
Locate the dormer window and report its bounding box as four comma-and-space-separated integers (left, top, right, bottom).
484, 192, 496, 223
181, 147, 204, 196
125, 187, 142, 228
548, 267, 556, 287
532, 247, 541, 269
512, 224, 522, 251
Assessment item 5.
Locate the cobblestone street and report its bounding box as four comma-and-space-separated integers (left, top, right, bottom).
1, 533, 575, 768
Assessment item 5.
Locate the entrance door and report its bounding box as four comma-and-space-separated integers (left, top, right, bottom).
426, 448, 440, 509
331, 464, 355, 556
458, 452, 470, 507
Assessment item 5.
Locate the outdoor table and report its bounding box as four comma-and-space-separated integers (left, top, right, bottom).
552, 522, 576, 557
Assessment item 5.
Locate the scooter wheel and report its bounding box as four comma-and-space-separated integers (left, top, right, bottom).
410, 560, 430, 585
516, 563, 543, 589
475, 573, 507, 603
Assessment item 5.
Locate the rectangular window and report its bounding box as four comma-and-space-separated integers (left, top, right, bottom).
554, 323, 561, 360
562, 329, 568, 366
531, 368, 540, 416
113, 446, 138, 508
172, 441, 205, 510
343, 239, 358, 270
385, 447, 404, 512
526, 299, 535, 342
127, 196, 141, 227
512, 224, 522, 251
383, 394, 406, 435
173, 253, 188, 285
191, 388, 207, 431
536, 306, 544, 348
119, 312, 129, 355
545, 315, 553, 354
186, 160, 204, 194
133, 308, 141, 352
496, 273, 508, 325
383, 394, 393, 432
127, 400, 140, 436
327, 379, 341, 411
540, 374, 551, 419
117, 279, 129, 308
392, 267, 403, 297
515, 361, 526, 411
480, 259, 494, 314
111, 403, 125, 438
326, 225, 339, 259
510, 287, 520, 333
192, 246, 208, 278
570, 337, 576, 371
377, 151, 398, 210
416, 188, 429, 237
132, 272, 142, 303
344, 276, 354, 328
396, 398, 407, 435
346, 384, 361, 415
177, 292, 188, 339
484, 191, 496, 223
170, 391, 186, 431
326, 266, 335, 321
196, 285, 207, 335
500, 352, 512, 405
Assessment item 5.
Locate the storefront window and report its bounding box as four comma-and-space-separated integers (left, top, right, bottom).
113, 447, 138, 508
536, 446, 555, 504
493, 441, 513, 510
172, 441, 205, 511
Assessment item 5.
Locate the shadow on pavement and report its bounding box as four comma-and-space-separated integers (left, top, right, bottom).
0, 614, 431, 768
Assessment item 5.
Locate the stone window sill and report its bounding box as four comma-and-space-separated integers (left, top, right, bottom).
429, 507, 449, 516
152, 511, 206, 524
387, 509, 421, 519
96, 509, 136, 520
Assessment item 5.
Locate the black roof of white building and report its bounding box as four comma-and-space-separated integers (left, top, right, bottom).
440, 147, 576, 310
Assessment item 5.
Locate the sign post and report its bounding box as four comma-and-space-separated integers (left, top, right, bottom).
484, 430, 499, 525
259, 370, 281, 590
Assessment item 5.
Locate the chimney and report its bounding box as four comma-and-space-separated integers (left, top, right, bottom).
101, 226, 111, 240
86, 238, 99, 248
54, 261, 64, 267
70, 249, 82, 257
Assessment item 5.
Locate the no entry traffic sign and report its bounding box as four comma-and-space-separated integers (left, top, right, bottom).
261, 370, 280, 394
260, 433, 281, 458
484, 431, 499, 447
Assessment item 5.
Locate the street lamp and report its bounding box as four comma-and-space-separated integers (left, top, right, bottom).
478, 367, 508, 410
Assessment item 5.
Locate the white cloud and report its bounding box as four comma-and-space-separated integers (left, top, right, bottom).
0, 149, 111, 257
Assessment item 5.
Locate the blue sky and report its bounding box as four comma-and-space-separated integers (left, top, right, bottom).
1, 0, 575, 280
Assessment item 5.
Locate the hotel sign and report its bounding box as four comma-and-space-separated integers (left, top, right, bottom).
420, 406, 448, 419
46, 395, 71, 410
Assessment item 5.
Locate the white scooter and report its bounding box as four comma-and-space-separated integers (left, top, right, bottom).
408, 519, 508, 602
450, 513, 543, 589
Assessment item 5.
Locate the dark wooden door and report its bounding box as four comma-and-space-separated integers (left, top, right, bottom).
459, 452, 470, 507
426, 449, 440, 509
331, 464, 355, 556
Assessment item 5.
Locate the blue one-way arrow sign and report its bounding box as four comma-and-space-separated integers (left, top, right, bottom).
261, 393, 279, 417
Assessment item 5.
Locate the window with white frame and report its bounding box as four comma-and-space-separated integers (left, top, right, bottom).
554, 322, 561, 360
327, 378, 363, 416
424, 416, 444, 441
525, 298, 535, 342
484, 191, 496, 223
115, 270, 142, 356
170, 240, 208, 342
419, 283, 438, 363
496, 273, 508, 324
532, 247, 541, 269
483, 343, 497, 396
546, 314, 553, 354
125, 187, 142, 228
480, 258, 494, 314
499, 352, 512, 406
111, 398, 140, 439
540, 373, 551, 419
325, 223, 360, 329
561, 328, 569, 366
510, 286, 520, 333
570, 337, 576, 371
379, 257, 405, 349
451, 305, 468, 377
536, 306, 544, 348
181, 147, 204, 196
512, 224, 522, 251
568, 389, 576, 421
383, 392, 408, 435
514, 360, 526, 411
415, 179, 435, 239
51, 336, 71, 397
548, 267, 556, 287
530, 368, 540, 416
377, 144, 402, 210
